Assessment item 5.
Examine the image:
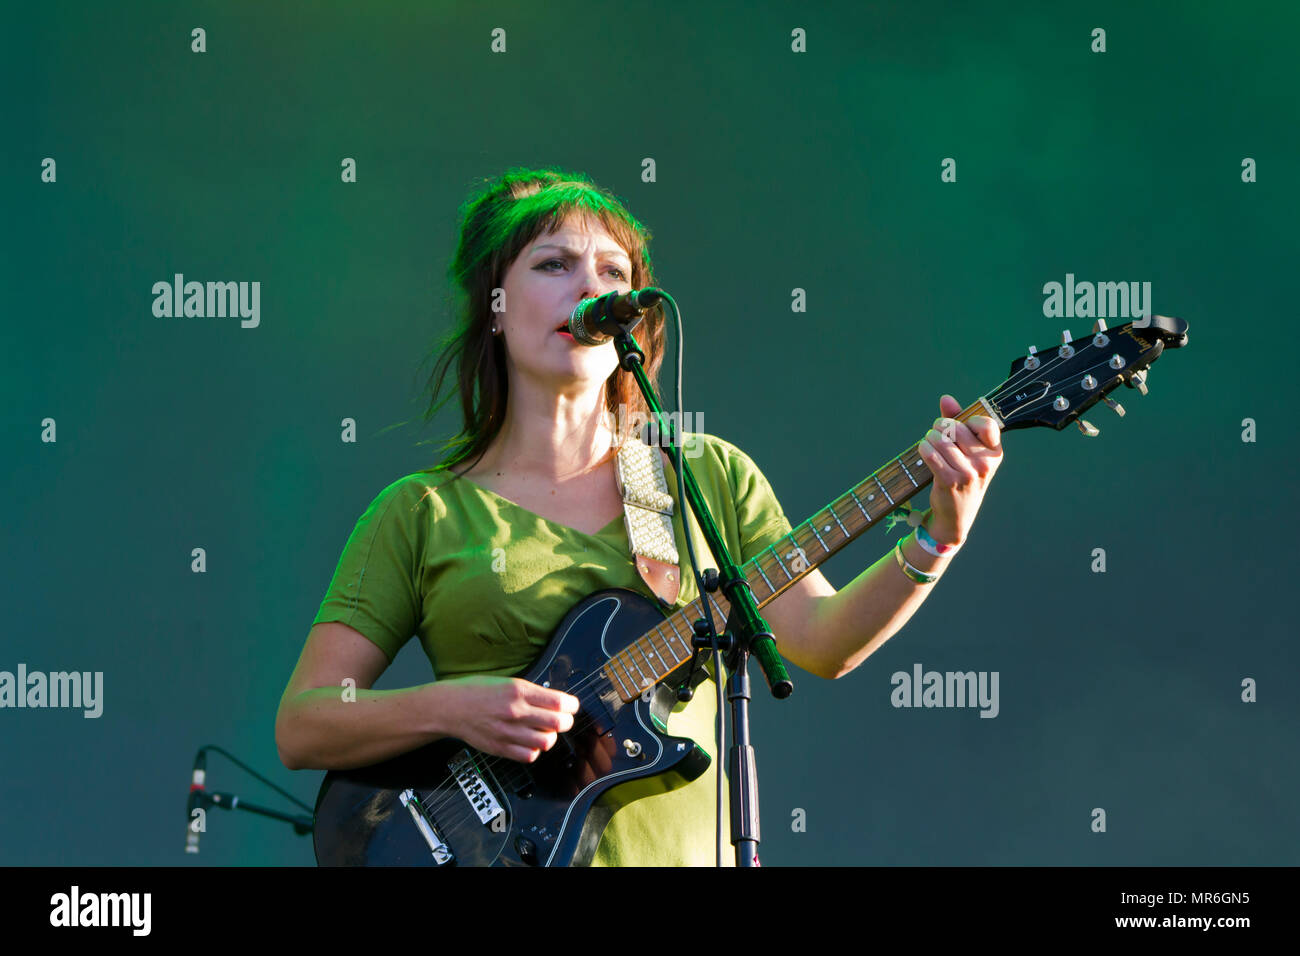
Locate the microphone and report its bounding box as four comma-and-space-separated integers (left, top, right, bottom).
568, 288, 663, 345
185, 749, 207, 854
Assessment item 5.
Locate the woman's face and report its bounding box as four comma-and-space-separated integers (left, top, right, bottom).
497, 216, 633, 395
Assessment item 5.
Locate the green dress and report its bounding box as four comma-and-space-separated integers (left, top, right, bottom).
313, 433, 795, 865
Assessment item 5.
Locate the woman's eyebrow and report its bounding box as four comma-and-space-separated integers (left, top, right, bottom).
532, 242, 631, 263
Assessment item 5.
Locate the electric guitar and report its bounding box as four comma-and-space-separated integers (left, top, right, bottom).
312, 314, 1189, 866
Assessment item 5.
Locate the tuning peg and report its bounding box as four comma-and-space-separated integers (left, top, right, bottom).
1091, 319, 1110, 347
1076, 419, 1100, 437
1058, 330, 1075, 358
1103, 396, 1125, 417
1128, 371, 1148, 395
1025, 345, 1040, 370
1092, 319, 1108, 333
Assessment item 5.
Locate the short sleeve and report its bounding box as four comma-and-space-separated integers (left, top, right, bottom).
312, 476, 427, 663
706, 437, 794, 564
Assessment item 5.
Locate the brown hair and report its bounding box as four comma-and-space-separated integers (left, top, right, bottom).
418, 167, 666, 474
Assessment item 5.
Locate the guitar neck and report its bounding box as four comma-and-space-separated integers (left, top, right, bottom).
601, 399, 998, 702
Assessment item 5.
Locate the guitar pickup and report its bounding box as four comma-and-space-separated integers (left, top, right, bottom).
448, 750, 506, 827
398, 789, 454, 865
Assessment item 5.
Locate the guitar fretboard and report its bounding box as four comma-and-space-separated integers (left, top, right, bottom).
601, 402, 990, 701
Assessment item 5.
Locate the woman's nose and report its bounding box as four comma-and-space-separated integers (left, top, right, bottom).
575, 262, 605, 302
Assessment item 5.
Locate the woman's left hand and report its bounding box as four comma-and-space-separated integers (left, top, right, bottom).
917, 394, 1004, 547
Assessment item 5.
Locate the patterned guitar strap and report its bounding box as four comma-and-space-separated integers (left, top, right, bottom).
615, 435, 681, 609
615, 434, 720, 694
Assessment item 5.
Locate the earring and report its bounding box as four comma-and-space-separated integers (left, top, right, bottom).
491, 324, 499, 335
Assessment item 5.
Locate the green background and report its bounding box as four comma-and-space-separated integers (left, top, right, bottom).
2, 0, 1296, 866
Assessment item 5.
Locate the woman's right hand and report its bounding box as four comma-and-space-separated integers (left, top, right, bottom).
427, 676, 580, 763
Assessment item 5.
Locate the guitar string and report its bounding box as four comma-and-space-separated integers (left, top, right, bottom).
394, 334, 1128, 834
990, 349, 1129, 419
985, 346, 1079, 405
987, 333, 1123, 409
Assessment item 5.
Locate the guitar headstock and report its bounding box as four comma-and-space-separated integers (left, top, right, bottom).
985, 315, 1189, 433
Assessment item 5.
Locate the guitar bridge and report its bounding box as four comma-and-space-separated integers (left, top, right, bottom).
449, 750, 506, 827
398, 789, 455, 865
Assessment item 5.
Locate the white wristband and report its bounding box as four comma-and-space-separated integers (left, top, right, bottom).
915, 523, 959, 558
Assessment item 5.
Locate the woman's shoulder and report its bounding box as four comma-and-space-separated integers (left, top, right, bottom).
362, 468, 463, 521
676, 431, 764, 473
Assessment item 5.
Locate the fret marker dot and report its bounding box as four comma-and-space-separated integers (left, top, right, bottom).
823, 524, 830, 532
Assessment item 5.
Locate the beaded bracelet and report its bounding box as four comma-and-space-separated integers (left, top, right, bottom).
894, 538, 940, 585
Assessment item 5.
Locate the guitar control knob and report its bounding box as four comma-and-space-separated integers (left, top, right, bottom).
1076, 419, 1099, 437
515, 835, 539, 865
1103, 396, 1125, 417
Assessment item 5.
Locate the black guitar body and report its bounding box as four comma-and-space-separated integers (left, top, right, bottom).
312, 588, 711, 866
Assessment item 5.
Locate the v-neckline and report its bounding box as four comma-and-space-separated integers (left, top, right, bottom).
450, 472, 627, 540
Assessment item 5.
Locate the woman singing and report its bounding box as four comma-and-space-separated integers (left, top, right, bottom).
275, 166, 1004, 865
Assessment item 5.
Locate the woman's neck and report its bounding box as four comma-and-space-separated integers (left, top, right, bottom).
473, 385, 616, 481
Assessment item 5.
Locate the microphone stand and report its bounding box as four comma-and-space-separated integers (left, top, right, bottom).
610, 322, 793, 868
185, 745, 314, 857
197, 790, 315, 834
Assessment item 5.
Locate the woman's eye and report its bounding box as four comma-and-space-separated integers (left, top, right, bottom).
539, 259, 628, 280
